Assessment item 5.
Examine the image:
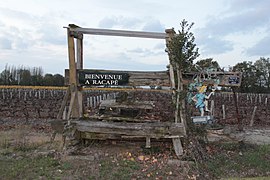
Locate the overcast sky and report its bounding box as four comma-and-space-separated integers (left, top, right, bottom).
0, 0, 270, 74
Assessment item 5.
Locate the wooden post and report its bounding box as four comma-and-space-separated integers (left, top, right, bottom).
67, 87, 77, 120
249, 106, 257, 127
76, 36, 83, 69
78, 89, 83, 118
222, 104, 226, 119
67, 28, 77, 86
24, 91, 27, 101
76, 33, 84, 118
67, 28, 80, 118
165, 28, 184, 157
255, 95, 257, 103
63, 106, 67, 120
57, 87, 71, 119
232, 87, 243, 131
165, 29, 186, 130
210, 100, 214, 117
166, 29, 178, 122
146, 137, 151, 148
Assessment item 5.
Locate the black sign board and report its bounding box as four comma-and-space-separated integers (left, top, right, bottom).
228, 76, 240, 84
78, 70, 129, 86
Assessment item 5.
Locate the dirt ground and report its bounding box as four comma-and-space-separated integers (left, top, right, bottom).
207, 125, 270, 145
0, 118, 196, 179
1, 118, 270, 179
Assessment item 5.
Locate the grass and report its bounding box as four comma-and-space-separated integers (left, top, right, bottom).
1, 127, 270, 179
0, 127, 40, 153
0, 128, 62, 179
0, 155, 61, 179
203, 143, 270, 179
228, 177, 270, 180
99, 159, 140, 180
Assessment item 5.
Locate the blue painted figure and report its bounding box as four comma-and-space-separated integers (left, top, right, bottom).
195, 92, 206, 109
192, 85, 215, 116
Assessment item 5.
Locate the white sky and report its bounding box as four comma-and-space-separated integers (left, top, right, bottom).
0, 0, 270, 74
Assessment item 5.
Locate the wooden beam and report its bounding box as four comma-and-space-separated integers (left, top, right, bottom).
76, 37, 84, 118
90, 115, 161, 123
172, 138, 184, 157
67, 90, 76, 119
57, 87, 71, 119
76, 69, 170, 87
99, 99, 154, 110
67, 29, 77, 85
76, 37, 83, 69
69, 27, 168, 39
73, 120, 185, 138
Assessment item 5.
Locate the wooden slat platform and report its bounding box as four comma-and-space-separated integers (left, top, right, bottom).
99, 99, 154, 110
73, 120, 185, 139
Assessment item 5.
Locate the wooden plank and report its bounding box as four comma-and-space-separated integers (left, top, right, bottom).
81, 132, 121, 140
99, 99, 154, 110
67, 70, 242, 87
80, 133, 180, 140
69, 27, 168, 39
82, 87, 172, 93
81, 69, 168, 76
73, 120, 185, 138
66, 69, 170, 87
90, 115, 161, 123
172, 138, 184, 157
66, 69, 242, 87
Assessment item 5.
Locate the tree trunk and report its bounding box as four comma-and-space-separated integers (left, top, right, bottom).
176, 65, 187, 135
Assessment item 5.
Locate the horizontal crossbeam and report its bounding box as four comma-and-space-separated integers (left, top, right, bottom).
68, 27, 168, 39
73, 120, 185, 138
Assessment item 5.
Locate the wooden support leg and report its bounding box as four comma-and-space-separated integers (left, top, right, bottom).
78, 91, 83, 118
172, 137, 183, 157
145, 137, 151, 148
61, 134, 67, 150
57, 88, 70, 119
67, 92, 76, 120
62, 106, 67, 120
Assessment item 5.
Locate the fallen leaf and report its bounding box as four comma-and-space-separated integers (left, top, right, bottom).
138, 155, 144, 161
145, 157, 150, 161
